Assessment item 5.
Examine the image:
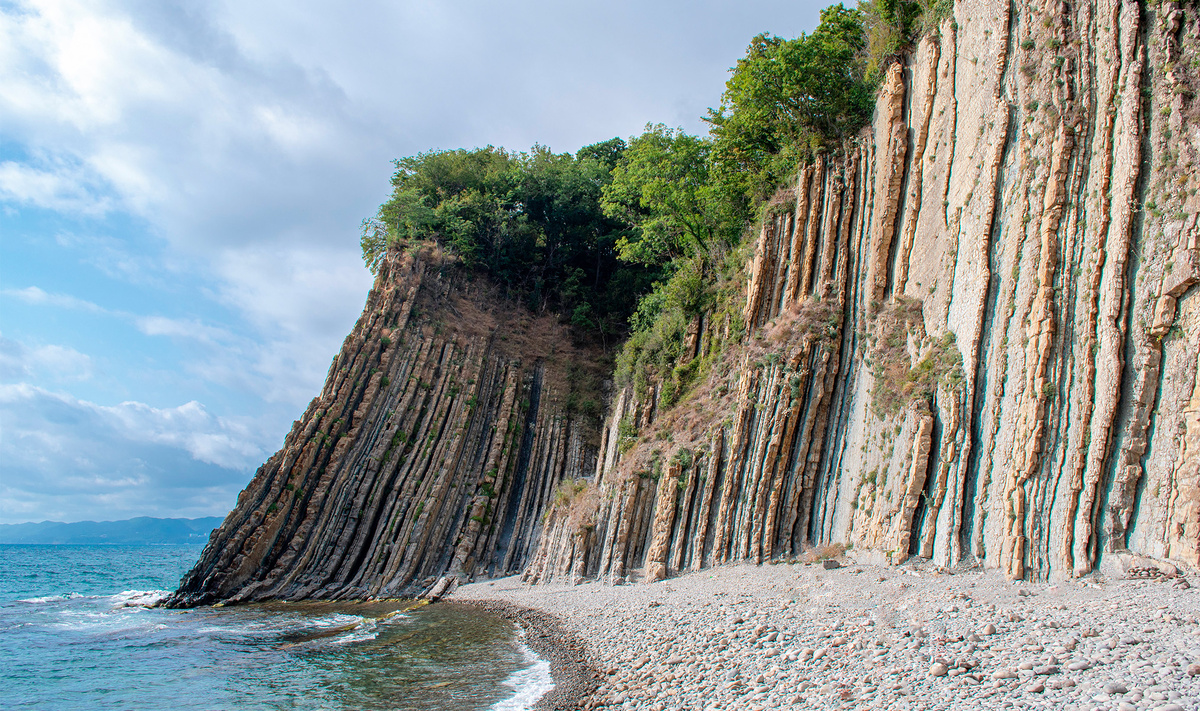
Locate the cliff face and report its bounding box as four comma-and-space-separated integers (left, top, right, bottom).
175, 0, 1200, 603
528, 0, 1200, 584
169, 249, 600, 605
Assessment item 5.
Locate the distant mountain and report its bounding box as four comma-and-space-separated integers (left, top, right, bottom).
0, 516, 223, 545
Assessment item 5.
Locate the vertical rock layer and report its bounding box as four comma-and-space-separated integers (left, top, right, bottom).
529, 0, 1200, 584
175, 1, 1200, 602
169, 250, 598, 605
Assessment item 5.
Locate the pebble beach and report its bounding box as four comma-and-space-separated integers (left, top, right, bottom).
452, 560, 1200, 710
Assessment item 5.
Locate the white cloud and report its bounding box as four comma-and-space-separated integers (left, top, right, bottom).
53, 232, 167, 285
0, 160, 112, 214
135, 315, 236, 345
3, 286, 107, 313
0, 383, 268, 522
0, 334, 93, 382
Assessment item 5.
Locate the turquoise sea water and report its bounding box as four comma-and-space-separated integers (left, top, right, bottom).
0, 545, 550, 710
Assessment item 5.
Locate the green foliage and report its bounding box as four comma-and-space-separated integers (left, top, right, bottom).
363, 140, 663, 341
616, 416, 639, 454
860, 0, 953, 81
613, 256, 710, 391
601, 125, 725, 265
705, 4, 874, 213
871, 324, 966, 416
362, 7, 889, 414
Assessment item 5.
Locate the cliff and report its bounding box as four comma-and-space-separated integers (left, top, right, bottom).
174, 0, 1200, 604
169, 248, 601, 605
527, 0, 1200, 584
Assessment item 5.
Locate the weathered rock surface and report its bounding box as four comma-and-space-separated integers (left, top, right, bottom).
528, 0, 1200, 584
175, 0, 1200, 605
168, 250, 600, 605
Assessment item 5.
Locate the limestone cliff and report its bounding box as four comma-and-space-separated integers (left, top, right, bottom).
527, 0, 1200, 584
168, 249, 600, 605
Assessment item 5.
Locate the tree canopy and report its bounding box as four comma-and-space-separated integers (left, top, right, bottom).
706, 4, 874, 210
362, 141, 663, 340
361, 2, 882, 366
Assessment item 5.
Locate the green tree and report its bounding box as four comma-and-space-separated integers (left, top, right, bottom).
705, 4, 873, 209
600, 125, 721, 267
361, 141, 661, 343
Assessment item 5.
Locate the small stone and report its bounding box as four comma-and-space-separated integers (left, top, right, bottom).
1033, 665, 1059, 675
1154, 705, 1184, 711
1026, 682, 1044, 693
1104, 682, 1128, 694
1187, 663, 1200, 676
992, 669, 1018, 680
930, 662, 949, 677
1067, 660, 1091, 671
1018, 662, 1034, 671
982, 623, 997, 636
822, 559, 841, 570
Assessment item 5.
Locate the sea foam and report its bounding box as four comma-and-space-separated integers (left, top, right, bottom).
491, 642, 553, 710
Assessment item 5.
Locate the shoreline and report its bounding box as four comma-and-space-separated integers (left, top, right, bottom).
458, 600, 600, 710
451, 560, 1200, 710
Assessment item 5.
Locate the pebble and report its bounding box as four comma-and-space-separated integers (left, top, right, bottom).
451, 560, 1200, 711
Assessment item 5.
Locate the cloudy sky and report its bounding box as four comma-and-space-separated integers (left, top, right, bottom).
0, 0, 829, 524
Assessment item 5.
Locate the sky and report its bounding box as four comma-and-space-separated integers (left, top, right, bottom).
0, 0, 830, 525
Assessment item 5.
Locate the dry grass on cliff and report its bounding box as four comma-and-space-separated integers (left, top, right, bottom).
401, 259, 609, 424
608, 296, 844, 486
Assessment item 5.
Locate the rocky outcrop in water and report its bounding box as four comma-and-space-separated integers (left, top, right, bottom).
168, 250, 599, 605
527, 0, 1200, 584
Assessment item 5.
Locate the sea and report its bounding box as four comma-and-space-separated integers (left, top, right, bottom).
0, 545, 552, 710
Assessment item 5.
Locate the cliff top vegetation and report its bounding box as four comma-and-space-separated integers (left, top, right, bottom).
361, 1, 940, 369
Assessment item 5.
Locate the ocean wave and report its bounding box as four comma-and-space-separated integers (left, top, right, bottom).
325, 617, 378, 645
110, 590, 170, 607
16, 593, 84, 604
491, 643, 553, 711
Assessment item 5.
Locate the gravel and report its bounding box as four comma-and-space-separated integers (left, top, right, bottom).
451, 560, 1200, 710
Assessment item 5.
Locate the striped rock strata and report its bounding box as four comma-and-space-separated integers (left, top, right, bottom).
527, 0, 1200, 584
168, 250, 598, 605
174, 0, 1200, 602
